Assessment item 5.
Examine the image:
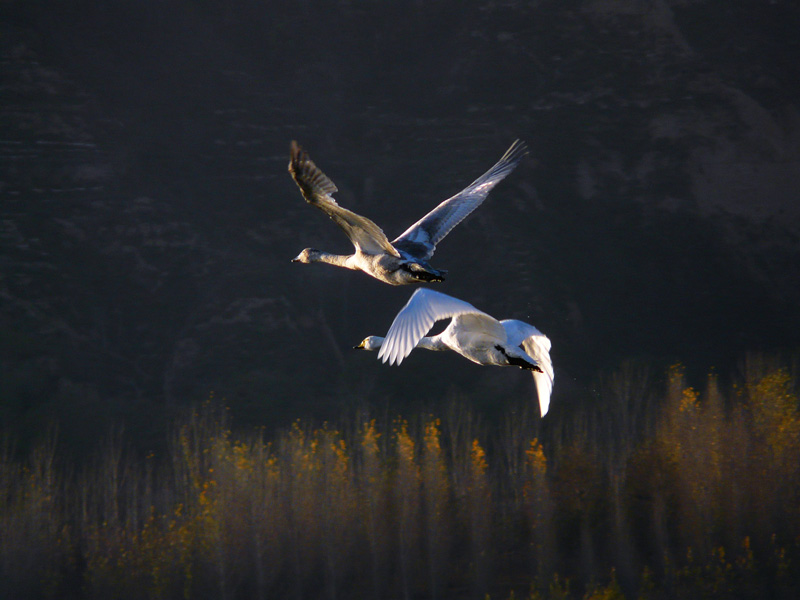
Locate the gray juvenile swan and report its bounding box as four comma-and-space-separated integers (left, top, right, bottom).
355, 288, 554, 417
289, 140, 528, 285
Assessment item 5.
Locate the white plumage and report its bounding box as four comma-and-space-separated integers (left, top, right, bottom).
356, 289, 554, 417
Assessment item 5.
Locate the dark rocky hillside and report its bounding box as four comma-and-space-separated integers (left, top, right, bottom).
1, 0, 799, 449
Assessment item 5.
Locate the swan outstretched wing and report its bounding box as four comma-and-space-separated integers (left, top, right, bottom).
378, 288, 491, 366
502, 319, 554, 417
289, 141, 400, 257
392, 140, 528, 261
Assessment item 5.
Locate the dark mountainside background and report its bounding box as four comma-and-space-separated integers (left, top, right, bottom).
2, 0, 799, 452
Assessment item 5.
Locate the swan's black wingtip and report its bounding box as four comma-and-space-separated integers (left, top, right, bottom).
504, 139, 529, 163
288, 140, 303, 170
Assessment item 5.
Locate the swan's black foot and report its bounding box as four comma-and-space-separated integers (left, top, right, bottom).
496, 346, 543, 372
404, 263, 445, 283
415, 271, 445, 283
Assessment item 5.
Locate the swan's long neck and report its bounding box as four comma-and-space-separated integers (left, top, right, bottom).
311, 251, 356, 269
364, 335, 447, 350
364, 335, 445, 353
417, 335, 447, 352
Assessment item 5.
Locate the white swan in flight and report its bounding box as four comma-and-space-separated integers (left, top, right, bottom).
355, 288, 554, 417
288, 140, 527, 285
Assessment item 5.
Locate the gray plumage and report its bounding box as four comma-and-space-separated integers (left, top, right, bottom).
289, 140, 528, 285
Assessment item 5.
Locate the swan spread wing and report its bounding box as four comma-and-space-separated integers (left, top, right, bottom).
289, 141, 400, 257
378, 288, 492, 366
501, 319, 554, 417
392, 140, 528, 261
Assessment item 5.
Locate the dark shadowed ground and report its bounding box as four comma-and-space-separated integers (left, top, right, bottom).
1, 0, 799, 452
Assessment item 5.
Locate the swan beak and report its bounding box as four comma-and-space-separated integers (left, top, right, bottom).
353, 341, 365, 350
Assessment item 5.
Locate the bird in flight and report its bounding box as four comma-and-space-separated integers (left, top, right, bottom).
355, 288, 553, 417
288, 139, 527, 285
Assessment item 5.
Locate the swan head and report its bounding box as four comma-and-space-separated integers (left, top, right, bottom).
291, 248, 321, 263
354, 336, 384, 351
